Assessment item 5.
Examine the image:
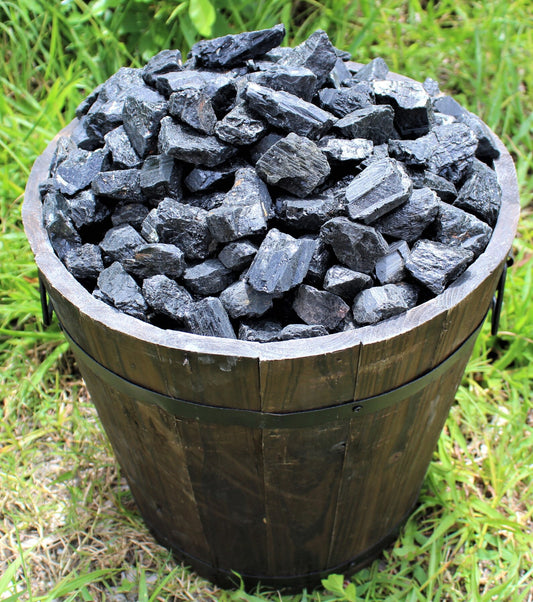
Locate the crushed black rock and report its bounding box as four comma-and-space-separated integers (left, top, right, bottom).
42, 25, 502, 340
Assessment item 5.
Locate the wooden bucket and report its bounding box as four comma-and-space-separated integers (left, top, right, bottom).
23, 119, 519, 589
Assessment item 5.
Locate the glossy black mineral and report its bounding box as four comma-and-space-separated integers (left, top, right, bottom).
42, 25, 503, 341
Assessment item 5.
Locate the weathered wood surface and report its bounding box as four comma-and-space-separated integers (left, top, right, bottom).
22, 81, 520, 586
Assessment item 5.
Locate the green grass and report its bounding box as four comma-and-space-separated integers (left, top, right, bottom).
1, 0, 532, 600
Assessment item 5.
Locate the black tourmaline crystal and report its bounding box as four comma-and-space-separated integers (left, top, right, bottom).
43, 25, 502, 340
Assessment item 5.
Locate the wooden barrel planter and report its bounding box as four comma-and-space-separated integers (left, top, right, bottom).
23, 115, 519, 588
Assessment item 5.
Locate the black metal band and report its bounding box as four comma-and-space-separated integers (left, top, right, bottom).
62, 316, 484, 429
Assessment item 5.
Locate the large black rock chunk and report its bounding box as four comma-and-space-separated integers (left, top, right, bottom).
142, 274, 192, 321
334, 105, 395, 144
374, 241, 410, 285
158, 116, 238, 167
215, 103, 267, 146
278, 323, 329, 340
92, 169, 143, 202
279, 30, 338, 89
123, 243, 186, 279
318, 137, 373, 163
206, 167, 272, 242
434, 201, 492, 258
66, 189, 110, 230
454, 159, 501, 226
293, 284, 350, 331
182, 259, 234, 295
275, 191, 342, 231
321, 217, 389, 274
155, 198, 213, 260
415, 171, 457, 203
111, 202, 150, 230
140, 154, 182, 203
248, 65, 317, 101
255, 133, 330, 197
190, 24, 285, 69
249, 132, 283, 163
352, 282, 418, 325
220, 280, 273, 319
168, 88, 217, 135
329, 57, 352, 88
63, 243, 104, 281
55, 147, 106, 196
238, 319, 282, 342
243, 83, 336, 139
318, 84, 374, 118
388, 123, 477, 183
99, 224, 145, 263
142, 49, 182, 87
246, 229, 316, 294
345, 158, 412, 224
184, 297, 236, 339
122, 89, 168, 158
104, 126, 142, 168
141, 208, 161, 243
350, 57, 389, 82
304, 236, 333, 287
405, 239, 474, 294
371, 79, 434, 138
218, 239, 257, 271
96, 261, 148, 320
373, 186, 439, 242
323, 265, 373, 301
184, 160, 244, 193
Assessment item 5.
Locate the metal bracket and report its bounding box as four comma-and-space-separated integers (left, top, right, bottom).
39, 274, 54, 327
491, 255, 513, 336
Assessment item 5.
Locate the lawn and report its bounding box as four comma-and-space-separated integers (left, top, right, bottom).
1, 0, 532, 600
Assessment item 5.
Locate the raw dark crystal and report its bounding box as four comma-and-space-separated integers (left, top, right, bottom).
182, 259, 234, 296
99, 224, 145, 263
247, 66, 317, 101
279, 30, 338, 89
374, 241, 409, 285
92, 169, 143, 202
293, 284, 350, 331
416, 171, 457, 203
183, 297, 236, 339
246, 229, 316, 294
122, 90, 167, 158
275, 191, 341, 231
405, 239, 474, 294
190, 24, 285, 69
76, 84, 102, 119
96, 261, 148, 320
323, 265, 373, 301
104, 126, 142, 168
279, 324, 329, 340
111, 202, 149, 230
219, 280, 273, 319
388, 123, 477, 183
373, 187, 439, 242
318, 137, 373, 162
345, 158, 412, 224
70, 121, 101, 151
238, 320, 280, 342
305, 237, 333, 287
454, 159, 501, 226
371, 79, 434, 137
215, 103, 267, 146
122, 243, 186, 279
434, 201, 492, 258
329, 57, 352, 88
55, 148, 106, 196
206, 167, 272, 242
158, 116, 237, 167
155, 198, 213, 260
142, 274, 192, 321
140, 154, 182, 202
66, 189, 110, 230
184, 161, 244, 193
141, 208, 160, 243
321, 217, 389, 274
249, 132, 283, 164
350, 57, 389, 82
186, 191, 226, 211
255, 133, 330, 197
42, 190, 81, 248
334, 105, 395, 144
218, 240, 257, 271
142, 49, 182, 87
63, 243, 104, 280
244, 83, 336, 139
168, 88, 217, 135
352, 283, 418, 325
318, 84, 374, 118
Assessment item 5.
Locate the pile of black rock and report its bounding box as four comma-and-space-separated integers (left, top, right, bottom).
40, 24, 502, 341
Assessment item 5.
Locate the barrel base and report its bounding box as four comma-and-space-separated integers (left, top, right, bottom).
145, 497, 418, 591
